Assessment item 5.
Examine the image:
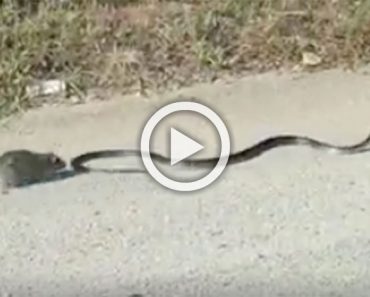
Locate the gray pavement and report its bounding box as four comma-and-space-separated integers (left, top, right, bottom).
1, 69, 370, 296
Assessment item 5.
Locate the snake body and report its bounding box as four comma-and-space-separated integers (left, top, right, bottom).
71, 133, 370, 173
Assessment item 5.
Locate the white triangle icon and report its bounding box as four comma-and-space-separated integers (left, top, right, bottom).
170, 128, 204, 166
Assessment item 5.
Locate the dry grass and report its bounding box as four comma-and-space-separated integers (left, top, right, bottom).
1, 0, 370, 116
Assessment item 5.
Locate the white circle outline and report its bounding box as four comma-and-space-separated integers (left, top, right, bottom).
140, 101, 230, 192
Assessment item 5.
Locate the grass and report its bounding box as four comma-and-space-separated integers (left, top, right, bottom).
1, 0, 370, 117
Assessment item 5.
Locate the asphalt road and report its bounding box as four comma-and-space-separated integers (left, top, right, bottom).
1, 68, 370, 297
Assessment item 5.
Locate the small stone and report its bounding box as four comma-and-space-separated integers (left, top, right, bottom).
302, 52, 322, 66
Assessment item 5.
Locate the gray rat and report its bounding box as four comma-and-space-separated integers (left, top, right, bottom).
0, 149, 66, 194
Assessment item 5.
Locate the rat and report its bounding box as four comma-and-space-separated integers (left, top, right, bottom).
0, 149, 66, 194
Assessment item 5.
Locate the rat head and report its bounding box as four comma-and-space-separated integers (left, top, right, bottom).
45, 153, 66, 171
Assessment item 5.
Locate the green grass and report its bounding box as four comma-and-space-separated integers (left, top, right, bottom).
1, 0, 370, 117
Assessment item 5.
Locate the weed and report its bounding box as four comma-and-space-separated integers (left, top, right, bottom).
1, 0, 370, 116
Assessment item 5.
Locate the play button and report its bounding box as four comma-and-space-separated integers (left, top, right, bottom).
140, 101, 231, 192
170, 128, 204, 166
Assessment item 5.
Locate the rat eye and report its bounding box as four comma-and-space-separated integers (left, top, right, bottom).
50, 154, 63, 164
